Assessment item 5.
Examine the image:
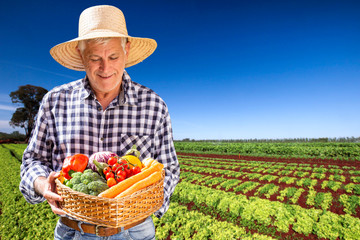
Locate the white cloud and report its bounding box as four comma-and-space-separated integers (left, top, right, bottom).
0, 94, 18, 111
0, 120, 9, 126
0, 61, 77, 80
0, 94, 12, 103
0, 120, 24, 134
0, 120, 12, 132
0, 120, 11, 127
0, 104, 16, 111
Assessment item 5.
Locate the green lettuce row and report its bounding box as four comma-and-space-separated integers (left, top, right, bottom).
180, 155, 357, 180
180, 162, 359, 186
172, 181, 360, 240
349, 170, 360, 176
0, 145, 58, 240
1, 144, 27, 163
174, 141, 360, 160
180, 170, 352, 212
339, 194, 360, 215
345, 183, 360, 194
180, 156, 358, 184
180, 154, 346, 172
180, 155, 281, 170
351, 176, 360, 183
152, 201, 275, 240
322, 180, 343, 191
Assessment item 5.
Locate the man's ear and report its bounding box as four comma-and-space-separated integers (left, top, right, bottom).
125, 41, 131, 58
76, 46, 86, 66
76, 46, 82, 59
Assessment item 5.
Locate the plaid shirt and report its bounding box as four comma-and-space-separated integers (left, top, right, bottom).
19, 71, 180, 218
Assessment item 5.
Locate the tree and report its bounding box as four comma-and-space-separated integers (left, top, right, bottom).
9, 85, 48, 141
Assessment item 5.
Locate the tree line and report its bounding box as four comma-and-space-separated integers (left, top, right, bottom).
0, 131, 26, 142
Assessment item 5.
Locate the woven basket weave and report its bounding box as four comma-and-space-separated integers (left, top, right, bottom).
55, 170, 164, 228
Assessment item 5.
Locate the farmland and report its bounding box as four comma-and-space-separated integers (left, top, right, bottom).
1, 142, 360, 239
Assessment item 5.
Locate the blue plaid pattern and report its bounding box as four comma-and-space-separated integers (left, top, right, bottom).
19, 71, 180, 218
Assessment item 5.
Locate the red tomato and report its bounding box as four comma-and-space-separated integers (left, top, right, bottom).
112, 163, 123, 172
115, 175, 126, 183
107, 177, 117, 187
124, 165, 131, 177
132, 166, 141, 175
108, 157, 117, 166
116, 169, 127, 179
105, 171, 115, 180
103, 166, 112, 176
119, 159, 128, 165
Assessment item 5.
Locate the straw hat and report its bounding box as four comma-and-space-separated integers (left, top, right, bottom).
50, 5, 157, 70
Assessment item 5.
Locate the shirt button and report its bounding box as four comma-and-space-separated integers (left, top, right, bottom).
98, 107, 102, 111
100, 137, 104, 141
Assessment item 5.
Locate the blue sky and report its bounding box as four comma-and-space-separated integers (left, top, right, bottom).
1, 0, 359, 140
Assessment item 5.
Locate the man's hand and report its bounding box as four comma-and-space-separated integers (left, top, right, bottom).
34, 172, 66, 216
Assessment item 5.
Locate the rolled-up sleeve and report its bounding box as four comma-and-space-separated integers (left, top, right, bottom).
19, 94, 54, 204
153, 109, 180, 218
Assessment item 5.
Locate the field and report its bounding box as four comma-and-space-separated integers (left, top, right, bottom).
1, 142, 360, 239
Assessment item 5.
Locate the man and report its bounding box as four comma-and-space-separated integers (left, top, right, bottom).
19, 5, 180, 239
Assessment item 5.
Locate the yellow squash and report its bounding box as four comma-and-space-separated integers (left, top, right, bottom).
120, 145, 144, 169
121, 155, 144, 169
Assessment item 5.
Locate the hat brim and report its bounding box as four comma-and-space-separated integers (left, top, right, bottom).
50, 32, 157, 70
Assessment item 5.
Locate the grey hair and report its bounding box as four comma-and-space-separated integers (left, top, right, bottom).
77, 37, 128, 54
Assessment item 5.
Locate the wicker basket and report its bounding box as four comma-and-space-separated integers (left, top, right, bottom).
55, 170, 164, 228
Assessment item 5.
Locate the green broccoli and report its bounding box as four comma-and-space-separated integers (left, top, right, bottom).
66, 174, 82, 188
83, 169, 94, 175
73, 183, 89, 194
70, 171, 82, 178
81, 169, 103, 184
66, 168, 108, 195
87, 180, 109, 196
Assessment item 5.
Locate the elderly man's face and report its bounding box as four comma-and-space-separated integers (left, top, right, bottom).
80, 38, 130, 96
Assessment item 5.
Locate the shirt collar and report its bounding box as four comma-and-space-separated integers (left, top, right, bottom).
81, 77, 92, 100
122, 70, 138, 106
80, 70, 138, 106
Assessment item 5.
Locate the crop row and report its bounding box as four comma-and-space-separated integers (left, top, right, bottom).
174, 141, 360, 160
2, 143, 27, 162
0, 145, 58, 240
172, 181, 360, 240
179, 156, 360, 184
180, 162, 360, 192
180, 170, 360, 216
152, 201, 275, 239
179, 155, 360, 175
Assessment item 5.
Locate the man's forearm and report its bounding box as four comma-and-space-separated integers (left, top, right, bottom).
34, 176, 47, 196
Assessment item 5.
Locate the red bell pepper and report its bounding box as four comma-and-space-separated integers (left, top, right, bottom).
62, 154, 89, 179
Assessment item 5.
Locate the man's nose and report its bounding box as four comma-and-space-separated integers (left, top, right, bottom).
100, 60, 109, 72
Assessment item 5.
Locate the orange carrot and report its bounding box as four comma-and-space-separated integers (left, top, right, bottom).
150, 160, 162, 167
142, 158, 164, 171
98, 162, 163, 198
115, 170, 162, 198
142, 158, 155, 168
